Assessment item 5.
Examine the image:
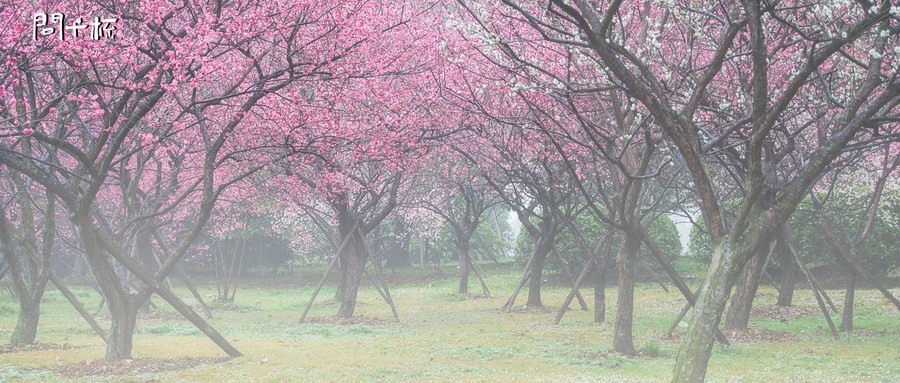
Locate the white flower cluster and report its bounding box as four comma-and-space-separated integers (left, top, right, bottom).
868, 48, 882, 60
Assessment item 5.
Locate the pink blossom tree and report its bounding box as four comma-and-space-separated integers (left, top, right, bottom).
485, 0, 899, 380
0, 0, 444, 360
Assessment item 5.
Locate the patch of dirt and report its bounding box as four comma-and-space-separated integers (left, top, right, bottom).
721, 326, 796, 343
467, 293, 495, 299
210, 303, 262, 313
650, 332, 686, 343
137, 310, 184, 320
51, 356, 229, 378
0, 343, 83, 354
507, 305, 558, 314
751, 304, 818, 322
844, 329, 900, 338
384, 273, 445, 285
301, 315, 391, 326
576, 352, 627, 368
659, 326, 795, 343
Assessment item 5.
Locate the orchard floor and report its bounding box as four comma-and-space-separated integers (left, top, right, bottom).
0, 264, 898, 382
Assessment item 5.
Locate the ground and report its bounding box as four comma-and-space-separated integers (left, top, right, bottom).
0, 264, 898, 382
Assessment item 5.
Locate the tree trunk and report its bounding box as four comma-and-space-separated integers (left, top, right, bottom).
334, 256, 347, 302
775, 242, 795, 306
724, 246, 768, 331
526, 235, 552, 307
594, 262, 607, 323
78, 217, 134, 361
594, 234, 615, 324
336, 233, 366, 318
105, 301, 137, 361
840, 272, 855, 332
419, 238, 427, 268
673, 240, 746, 383
10, 296, 41, 345
0, 200, 52, 346
613, 232, 639, 355
458, 241, 470, 294
775, 226, 796, 307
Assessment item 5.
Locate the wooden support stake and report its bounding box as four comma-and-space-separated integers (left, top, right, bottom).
299, 222, 359, 323
787, 239, 838, 338
637, 255, 669, 293
502, 235, 541, 312
468, 255, 491, 296
361, 225, 398, 321
552, 246, 588, 310
49, 272, 109, 343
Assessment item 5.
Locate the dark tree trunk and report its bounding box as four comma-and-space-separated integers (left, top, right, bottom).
133, 231, 158, 311
724, 247, 768, 330
593, 234, 615, 324
840, 272, 855, 332
78, 217, 135, 361
106, 301, 137, 361
613, 232, 639, 355
336, 232, 366, 318
10, 296, 41, 345
334, 257, 348, 302
458, 241, 470, 294
594, 264, 606, 323
0, 224, 46, 346
1, 184, 54, 346
776, 226, 796, 307
673, 240, 744, 382
594, 261, 610, 323
526, 236, 552, 307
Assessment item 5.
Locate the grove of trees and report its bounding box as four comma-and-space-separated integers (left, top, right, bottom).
1, 0, 897, 382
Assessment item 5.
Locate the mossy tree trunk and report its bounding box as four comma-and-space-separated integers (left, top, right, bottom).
613, 230, 639, 355
672, 241, 741, 382
594, 247, 613, 323
77, 216, 135, 361
840, 272, 856, 332
0, 190, 55, 346
724, 246, 769, 331
775, 228, 796, 307
335, 246, 365, 318
526, 231, 553, 308
336, 219, 368, 318
458, 240, 471, 294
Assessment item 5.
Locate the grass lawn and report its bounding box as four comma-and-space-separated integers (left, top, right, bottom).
0, 264, 897, 382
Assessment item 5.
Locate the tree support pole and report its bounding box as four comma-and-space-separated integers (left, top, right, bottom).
637, 255, 669, 293
49, 272, 109, 343
94, 229, 242, 357
468, 255, 491, 296
502, 235, 541, 312
816, 223, 900, 311
552, 246, 588, 310
640, 227, 729, 345
362, 226, 398, 321
300, 222, 359, 323
175, 265, 213, 319
152, 230, 212, 318
667, 300, 693, 339
785, 232, 838, 338
556, 229, 613, 324
555, 256, 595, 324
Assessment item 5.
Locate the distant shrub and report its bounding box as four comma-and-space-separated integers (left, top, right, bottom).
515, 212, 682, 278
688, 189, 900, 277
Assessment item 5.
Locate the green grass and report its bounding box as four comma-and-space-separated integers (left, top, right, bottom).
0, 264, 898, 382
